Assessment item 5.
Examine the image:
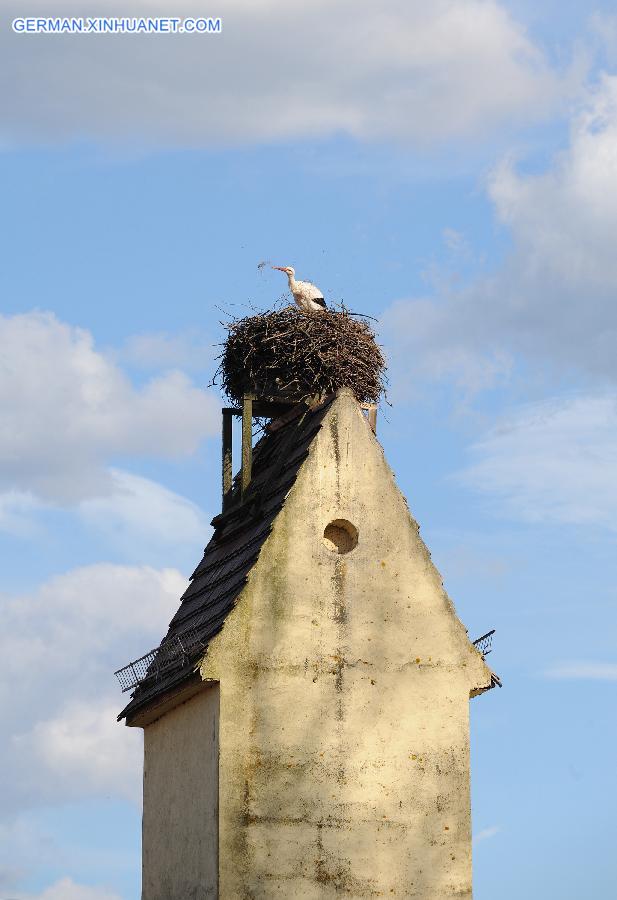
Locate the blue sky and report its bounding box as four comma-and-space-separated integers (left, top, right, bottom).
1, 2, 617, 898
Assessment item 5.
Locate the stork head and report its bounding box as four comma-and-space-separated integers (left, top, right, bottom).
272, 265, 295, 277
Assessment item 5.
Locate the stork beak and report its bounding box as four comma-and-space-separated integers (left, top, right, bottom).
272, 266, 286, 271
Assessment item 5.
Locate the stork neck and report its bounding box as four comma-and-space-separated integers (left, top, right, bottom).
287, 273, 297, 290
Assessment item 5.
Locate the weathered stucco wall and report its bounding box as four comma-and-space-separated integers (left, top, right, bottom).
194, 391, 492, 898
142, 684, 219, 900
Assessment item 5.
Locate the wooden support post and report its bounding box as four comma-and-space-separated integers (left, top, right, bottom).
222, 409, 233, 511
241, 394, 254, 498
367, 404, 377, 435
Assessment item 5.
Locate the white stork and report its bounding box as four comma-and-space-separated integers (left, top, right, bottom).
272, 265, 327, 313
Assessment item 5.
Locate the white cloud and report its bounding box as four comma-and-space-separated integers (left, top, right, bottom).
473, 824, 501, 844
0, 1, 562, 148
0, 816, 60, 891
10, 877, 122, 900
0, 469, 211, 562
0, 492, 45, 538
0, 312, 218, 503
0, 563, 185, 812
588, 14, 617, 67
489, 72, 617, 292
458, 392, 617, 530
441, 227, 472, 259
118, 330, 215, 373
78, 468, 209, 554
14, 699, 142, 804
381, 296, 514, 399
381, 74, 617, 394
544, 662, 617, 680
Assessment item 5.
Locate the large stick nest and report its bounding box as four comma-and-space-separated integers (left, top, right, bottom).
215, 307, 386, 407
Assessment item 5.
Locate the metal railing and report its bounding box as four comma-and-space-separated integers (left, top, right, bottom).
472, 629, 495, 657
117, 628, 497, 693
114, 628, 206, 693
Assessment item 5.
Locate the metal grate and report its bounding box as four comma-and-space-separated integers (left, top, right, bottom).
472, 629, 495, 657
114, 628, 206, 693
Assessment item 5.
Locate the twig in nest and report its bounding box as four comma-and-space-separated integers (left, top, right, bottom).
213, 307, 387, 407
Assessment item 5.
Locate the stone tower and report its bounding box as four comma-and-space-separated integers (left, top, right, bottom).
118, 389, 498, 899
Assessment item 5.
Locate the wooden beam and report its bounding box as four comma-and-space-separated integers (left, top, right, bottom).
223, 401, 295, 419
241, 394, 254, 498
367, 405, 377, 435
222, 409, 233, 511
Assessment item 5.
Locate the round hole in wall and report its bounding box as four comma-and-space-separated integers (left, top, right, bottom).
323, 519, 358, 554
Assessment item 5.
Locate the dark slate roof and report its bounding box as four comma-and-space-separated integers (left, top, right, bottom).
119, 396, 335, 723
